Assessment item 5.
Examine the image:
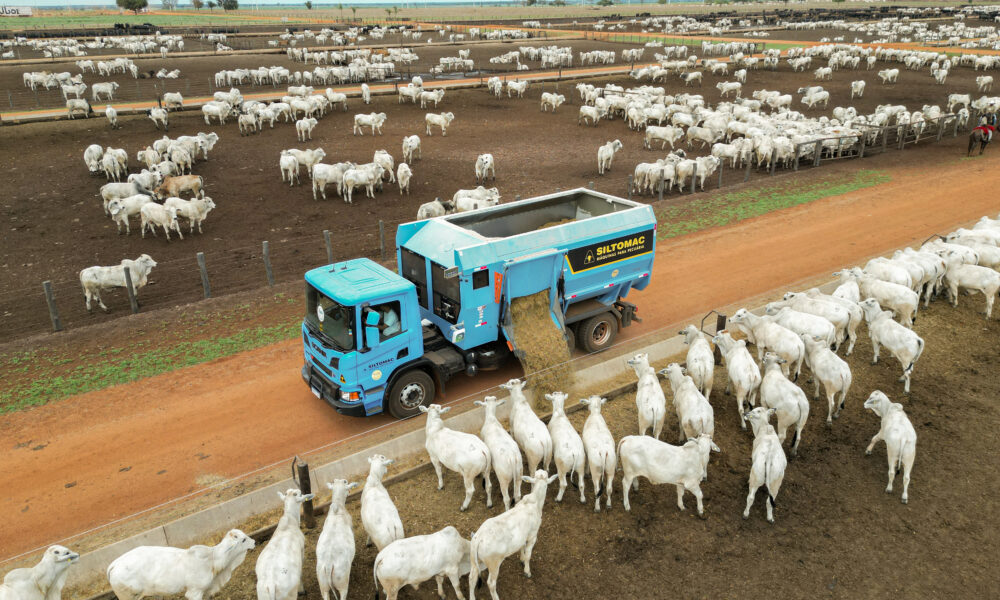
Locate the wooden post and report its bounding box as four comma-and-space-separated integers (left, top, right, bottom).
690, 163, 698, 193
42, 281, 62, 332
882, 127, 888, 151
794, 143, 800, 171
378, 220, 386, 261
295, 458, 316, 529
859, 133, 866, 158
123, 266, 139, 314
713, 314, 726, 364
769, 148, 777, 176
937, 116, 944, 141
718, 161, 724, 189
953, 115, 960, 137
744, 152, 752, 182
627, 174, 633, 199
814, 140, 822, 167
588, 181, 595, 190
262, 242, 275, 287
658, 171, 664, 201
515, 195, 521, 201
197, 252, 211, 299
323, 230, 333, 264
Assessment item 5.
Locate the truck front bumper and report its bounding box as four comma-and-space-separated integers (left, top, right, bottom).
301, 365, 367, 417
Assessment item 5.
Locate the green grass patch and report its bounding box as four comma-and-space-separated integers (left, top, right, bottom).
0, 321, 300, 413
655, 169, 890, 240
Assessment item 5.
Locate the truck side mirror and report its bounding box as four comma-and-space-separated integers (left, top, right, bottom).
364, 310, 381, 351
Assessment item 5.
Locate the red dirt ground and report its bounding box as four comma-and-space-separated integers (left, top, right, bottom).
0, 55, 985, 343
1, 153, 998, 562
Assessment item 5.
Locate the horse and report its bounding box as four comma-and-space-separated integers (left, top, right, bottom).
968, 126, 993, 156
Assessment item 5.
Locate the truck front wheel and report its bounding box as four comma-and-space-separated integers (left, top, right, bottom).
386, 370, 435, 419
579, 313, 619, 354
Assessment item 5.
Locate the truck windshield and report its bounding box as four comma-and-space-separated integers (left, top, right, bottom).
305, 284, 355, 352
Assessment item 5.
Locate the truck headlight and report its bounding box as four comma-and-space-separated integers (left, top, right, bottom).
340, 390, 360, 402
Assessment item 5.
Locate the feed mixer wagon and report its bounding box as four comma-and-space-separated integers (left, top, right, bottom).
301, 188, 658, 417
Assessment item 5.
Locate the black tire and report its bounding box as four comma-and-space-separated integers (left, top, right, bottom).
565, 324, 577, 353
386, 369, 435, 419
578, 313, 619, 354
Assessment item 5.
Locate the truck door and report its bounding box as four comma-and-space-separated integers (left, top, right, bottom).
498, 249, 568, 351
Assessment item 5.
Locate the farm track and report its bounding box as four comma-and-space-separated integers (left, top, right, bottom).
1, 152, 998, 563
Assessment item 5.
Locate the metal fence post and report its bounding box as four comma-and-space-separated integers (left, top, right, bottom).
515, 195, 521, 201
323, 230, 333, 264
588, 181, 595, 190
42, 281, 62, 332
378, 220, 386, 261
197, 252, 211, 298
123, 267, 139, 314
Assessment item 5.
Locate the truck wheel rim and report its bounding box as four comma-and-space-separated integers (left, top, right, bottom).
592, 322, 611, 346
400, 383, 426, 409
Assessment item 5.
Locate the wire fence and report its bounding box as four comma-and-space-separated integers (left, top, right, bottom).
0, 215, 408, 344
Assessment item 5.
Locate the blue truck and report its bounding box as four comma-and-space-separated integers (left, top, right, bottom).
301, 188, 658, 418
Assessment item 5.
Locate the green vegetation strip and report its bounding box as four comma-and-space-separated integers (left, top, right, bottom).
655, 169, 890, 240
0, 322, 300, 413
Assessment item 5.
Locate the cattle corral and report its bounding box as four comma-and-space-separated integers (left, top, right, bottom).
0, 37, 987, 342
4, 12, 1000, 597
182, 296, 999, 599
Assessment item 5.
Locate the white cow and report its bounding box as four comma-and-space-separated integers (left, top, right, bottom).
468, 470, 557, 600
107, 531, 254, 600
473, 395, 523, 511
626, 353, 667, 439
79, 254, 157, 312
864, 390, 917, 504
500, 378, 552, 475
315, 480, 358, 600
361, 455, 404, 552
742, 407, 787, 523
373, 527, 478, 600
419, 404, 492, 511
597, 139, 623, 175
544, 392, 586, 503
255, 489, 315, 600
618, 433, 718, 515
0, 546, 78, 600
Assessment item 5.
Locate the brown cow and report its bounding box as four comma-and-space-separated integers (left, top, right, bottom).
154, 175, 204, 199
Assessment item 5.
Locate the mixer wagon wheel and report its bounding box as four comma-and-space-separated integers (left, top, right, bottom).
386, 369, 436, 419
578, 313, 618, 354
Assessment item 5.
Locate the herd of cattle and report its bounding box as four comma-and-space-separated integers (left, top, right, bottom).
7, 211, 1000, 599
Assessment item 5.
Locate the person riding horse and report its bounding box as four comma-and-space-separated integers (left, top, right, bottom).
969, 117, 996, 155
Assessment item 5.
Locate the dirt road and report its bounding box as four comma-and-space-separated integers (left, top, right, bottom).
1, 154, 998, 560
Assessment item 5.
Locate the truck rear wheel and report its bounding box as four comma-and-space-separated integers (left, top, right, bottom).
579, 313, 618, 354
386, 370, 435, 419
